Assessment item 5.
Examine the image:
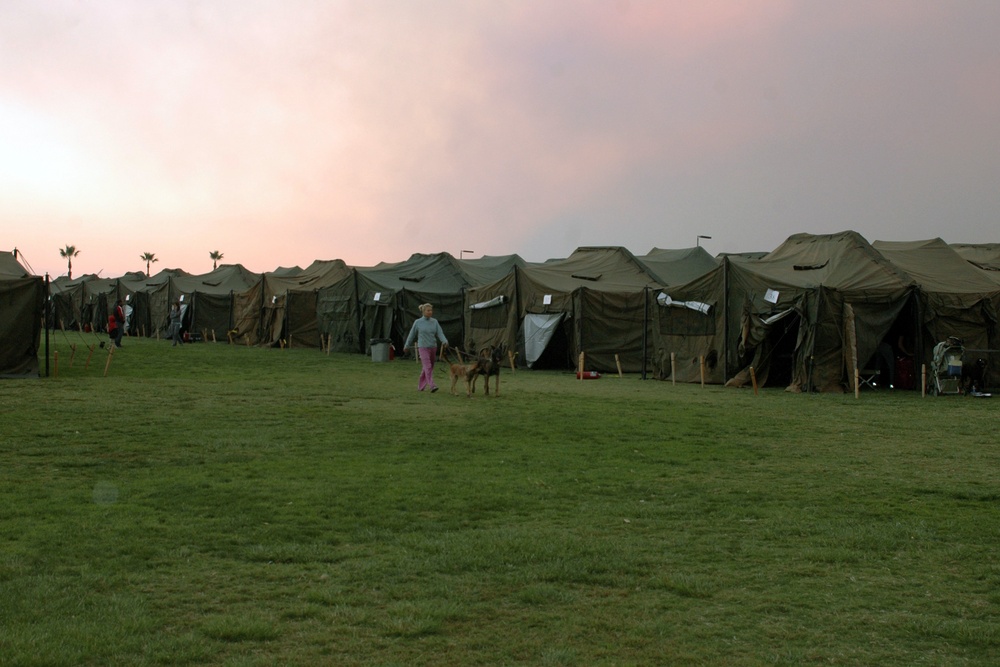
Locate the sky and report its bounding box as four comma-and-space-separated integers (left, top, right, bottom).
3, 1, 1000, 279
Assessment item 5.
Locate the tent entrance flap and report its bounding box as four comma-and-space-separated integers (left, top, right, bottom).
524, 313, 565, 368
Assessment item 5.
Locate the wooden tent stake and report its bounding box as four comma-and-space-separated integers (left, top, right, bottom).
615, 354, 623, 378
750, 366, 759, 396
103, 345, 114, 377
699, 355, 705, 387
578, 352, 585, 380
85, 344, 95, 369
921, 364, 927, 397
854, 367, 860, 399
508, 349, 516, 372
670, 352, 676, 386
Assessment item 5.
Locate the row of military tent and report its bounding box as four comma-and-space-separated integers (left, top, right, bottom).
463, 246, 718, 372
46, 254, 532, 353
1, 250, 45, 377
49, 264, 262, 342
44, 248, 714, 371
32, 233, 1000, 391
652, 232, 1000, 392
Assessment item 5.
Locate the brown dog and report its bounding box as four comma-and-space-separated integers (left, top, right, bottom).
449, 360, 481, 397
443, 348, 481, 397
472, 344, 505, 397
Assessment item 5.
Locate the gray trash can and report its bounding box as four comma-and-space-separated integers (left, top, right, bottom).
370, 338, 391, 362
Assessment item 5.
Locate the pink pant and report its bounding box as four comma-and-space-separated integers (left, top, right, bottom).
418, 347, 438, 390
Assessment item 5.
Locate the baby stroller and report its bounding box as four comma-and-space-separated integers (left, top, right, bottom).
930, 336, 964, 396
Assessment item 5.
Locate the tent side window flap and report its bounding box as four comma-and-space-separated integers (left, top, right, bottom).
469, 296, 508, 330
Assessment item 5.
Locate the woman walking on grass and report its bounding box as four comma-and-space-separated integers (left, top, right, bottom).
404, 303, 448, 393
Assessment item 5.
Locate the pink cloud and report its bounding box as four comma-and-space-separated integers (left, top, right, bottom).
5, 1, 1000, 276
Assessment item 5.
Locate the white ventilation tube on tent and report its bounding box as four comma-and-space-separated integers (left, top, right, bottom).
762, 309, 795, 325
469, 295, 507, 310
656, 292, 711, 315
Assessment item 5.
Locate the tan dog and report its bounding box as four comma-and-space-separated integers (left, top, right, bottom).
441, 346, 481, 397
449, 358, 482, 397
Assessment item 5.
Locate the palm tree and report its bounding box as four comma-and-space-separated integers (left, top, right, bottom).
59, 245, 80, 279
209, 250, 224, 270
140, 252, 158, 276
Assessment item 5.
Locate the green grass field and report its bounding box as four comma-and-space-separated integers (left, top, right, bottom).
2, 335, 999, 666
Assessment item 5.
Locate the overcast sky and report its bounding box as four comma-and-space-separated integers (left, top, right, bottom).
4, 1, 999, 278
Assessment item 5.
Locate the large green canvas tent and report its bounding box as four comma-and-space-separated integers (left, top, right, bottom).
465, 247, 664, 372
48, 274, 92, 332
873, 238, 1000, 385
270, 260, 352, 349
172, 264, 262, 341
648, 263, 727, 384
1, 250, 45, 378
355, 253, 471, 354
122, 268, 190, 338
719, 231, 914, 392
81, 275, 120, 334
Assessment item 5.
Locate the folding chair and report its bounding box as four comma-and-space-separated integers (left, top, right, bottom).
858, 368, 880, 390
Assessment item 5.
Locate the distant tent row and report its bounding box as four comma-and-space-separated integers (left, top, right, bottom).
14, 232, 1000, 391
47, 253, 531, 353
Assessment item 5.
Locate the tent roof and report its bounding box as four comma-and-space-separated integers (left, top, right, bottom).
356, 252, 468, 293
950, 243, 1000, 274
456, 254, 526, 286
873, 238, 1000, 293
0, 251, 30, 278
137, 268, 191, 288
50, 273, 102, 291
637, 246, 718, 286
171, 264, 262, 294
518, 246, 662, 293
260, 259, 352, 296
267, 265, 305, 277
730, 230, 913, 292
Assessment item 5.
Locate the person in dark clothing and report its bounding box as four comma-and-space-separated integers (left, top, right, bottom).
112, 299, 125, 348
169, 301, 183, 346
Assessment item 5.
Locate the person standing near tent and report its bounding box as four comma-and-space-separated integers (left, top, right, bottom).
169, 300, 183, 346
404, 303, 448, 393
112, 299, 125, 349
